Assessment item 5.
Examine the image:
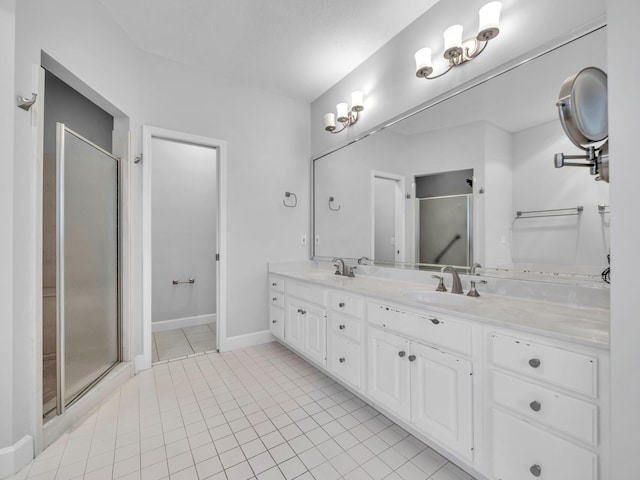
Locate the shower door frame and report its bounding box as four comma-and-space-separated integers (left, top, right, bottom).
140, 126, 228, 370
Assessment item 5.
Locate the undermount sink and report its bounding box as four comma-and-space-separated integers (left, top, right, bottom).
403, 290, 477, 307
306, 271, 339, 280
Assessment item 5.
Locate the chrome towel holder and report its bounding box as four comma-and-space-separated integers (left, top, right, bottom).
283, 192, 297, 207
515, 206, 583, 219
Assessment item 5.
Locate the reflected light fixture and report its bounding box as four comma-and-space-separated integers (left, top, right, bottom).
415, 2, 502, 80
324, 90, 364, 134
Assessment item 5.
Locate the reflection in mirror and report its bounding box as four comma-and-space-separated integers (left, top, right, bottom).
313, 26, 609, 282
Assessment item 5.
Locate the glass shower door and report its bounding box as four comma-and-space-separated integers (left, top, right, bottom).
56, 123, 119, 413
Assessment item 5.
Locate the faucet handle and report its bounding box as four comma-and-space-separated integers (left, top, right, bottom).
467, 279, 487, 297
432, 275, 447, 292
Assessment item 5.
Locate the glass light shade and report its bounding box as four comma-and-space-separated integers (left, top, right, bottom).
414, 48, 434, 78
443, 24, 463, 60
477, 2, 501, 40
351, 91, 364, 112
336, 102, 349, 122
324, 112, 336, 131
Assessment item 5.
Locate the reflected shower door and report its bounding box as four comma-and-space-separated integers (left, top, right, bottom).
56, 123, 119, 413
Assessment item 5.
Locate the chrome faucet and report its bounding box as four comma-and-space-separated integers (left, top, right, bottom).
357, 256, 371, 265
440, 265, 463, 294
470, 262, 482, 275
331, 257, 356, 277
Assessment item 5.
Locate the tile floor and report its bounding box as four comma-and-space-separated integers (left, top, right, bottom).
14, 342, 476, 480
152, 325, 217, 362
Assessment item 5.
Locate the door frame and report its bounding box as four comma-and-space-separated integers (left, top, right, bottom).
370, 171, 406, 263
140, 126, 228, 371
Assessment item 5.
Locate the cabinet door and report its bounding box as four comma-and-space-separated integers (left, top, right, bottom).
491, 408, 597, 480
367, 328, 411, 421
305, 304, 327, 365
329, 333, 361, 389
410, 342, 473, 460
285, 300, 305, 351
269, 306, 284, 340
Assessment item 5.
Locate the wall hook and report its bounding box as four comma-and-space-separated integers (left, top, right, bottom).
328, 196, 341, 211
283, 191, 297, 208
17, 93, 38, 111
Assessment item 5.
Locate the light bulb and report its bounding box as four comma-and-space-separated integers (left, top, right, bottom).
351, 91, 364, 112
443, 25, 463, 60
336, 103, 349, 123
414, 48, 433, 78
478, 2, 501, 40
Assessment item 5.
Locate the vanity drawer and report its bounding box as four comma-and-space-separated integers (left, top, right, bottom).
287, 281, 326, 306
490, 333, 597, 397
329, 291, 363, 318
269, 275, 285, 293
330, 312, 362, 343
491, 408, 597, 480
329, 333, 361, 389
368, 302, 472, 356
491, 370, 597, 445
269, 306, 284, 340
269, 292, 284, 309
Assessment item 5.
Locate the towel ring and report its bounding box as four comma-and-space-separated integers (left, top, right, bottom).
283, 192, 297, 207
328, 196, 341, 211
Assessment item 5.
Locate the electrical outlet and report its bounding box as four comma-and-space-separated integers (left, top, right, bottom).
301, 234, 307, 246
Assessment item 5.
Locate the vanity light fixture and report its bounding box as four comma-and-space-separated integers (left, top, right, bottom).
324, 90, 364, 134
414, 1, 502, 80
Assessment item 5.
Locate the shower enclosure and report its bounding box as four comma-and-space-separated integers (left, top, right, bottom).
43, 123, 120, 417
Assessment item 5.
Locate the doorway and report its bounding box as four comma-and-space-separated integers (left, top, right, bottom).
141, 127, 227, 368
371, 171, 405, 263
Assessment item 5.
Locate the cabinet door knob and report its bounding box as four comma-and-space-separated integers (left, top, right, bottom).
408, 355, 416, 362
297, 308, 302, 313
338, 302, 345, 308
339, 357, 345, 363
528, 358, 541, 368
429, 317, 440, 325
272, 297, 277, 301
529, 400, 541, 412
398, 351, 406, 358
272, 282, 277, 287
529, 464, 542, 477
339, 324, 345, 330
272, 320, 277, 324
300, 310, 306, 315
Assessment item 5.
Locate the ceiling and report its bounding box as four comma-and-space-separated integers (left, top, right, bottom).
97, 0, 441, 102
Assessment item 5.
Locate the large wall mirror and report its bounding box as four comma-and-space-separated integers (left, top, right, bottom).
313, 26, 609, 282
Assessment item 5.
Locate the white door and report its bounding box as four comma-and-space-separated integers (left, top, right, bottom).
371, 172, 405, 263
285, 300, 306, 352
410, 342, 474, 460
305, 304, 327, 365
367, 328, 411, 420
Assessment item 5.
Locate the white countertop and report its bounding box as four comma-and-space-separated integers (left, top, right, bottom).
269, 264, 610, 350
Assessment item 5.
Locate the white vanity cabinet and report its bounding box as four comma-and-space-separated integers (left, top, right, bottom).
367, 302, 475, 461
284, 280, 327, 366
268, 275, 285, 340
486, 330, 608, 480
327, 291, 364, 390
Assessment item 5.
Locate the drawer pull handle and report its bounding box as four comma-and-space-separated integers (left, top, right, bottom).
528, 358, 541, 368
408, 355, 416, 362
398, 351, 406, 358
272, 282, 277, 287
529, 464, 542, 477
272, 320, 277, 324
429, 317, 440, 325
529, 400, 541, 412
339, 357, 345, 363
339, 324, 346, 330
339, 302, 345, 308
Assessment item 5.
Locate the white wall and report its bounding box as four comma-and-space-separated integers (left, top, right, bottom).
311, 0, 606, 158
151, 138, 217, 323
0, 0, 16, 466
608, 0, 640, 477
136, 52, 310, 339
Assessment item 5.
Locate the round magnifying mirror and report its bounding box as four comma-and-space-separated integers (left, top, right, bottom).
557, 67, 608, 147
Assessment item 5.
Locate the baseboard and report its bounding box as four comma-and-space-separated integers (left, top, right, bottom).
152, 313, 216, 332
0, 435, 33, 479
220, 330, 274, 352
